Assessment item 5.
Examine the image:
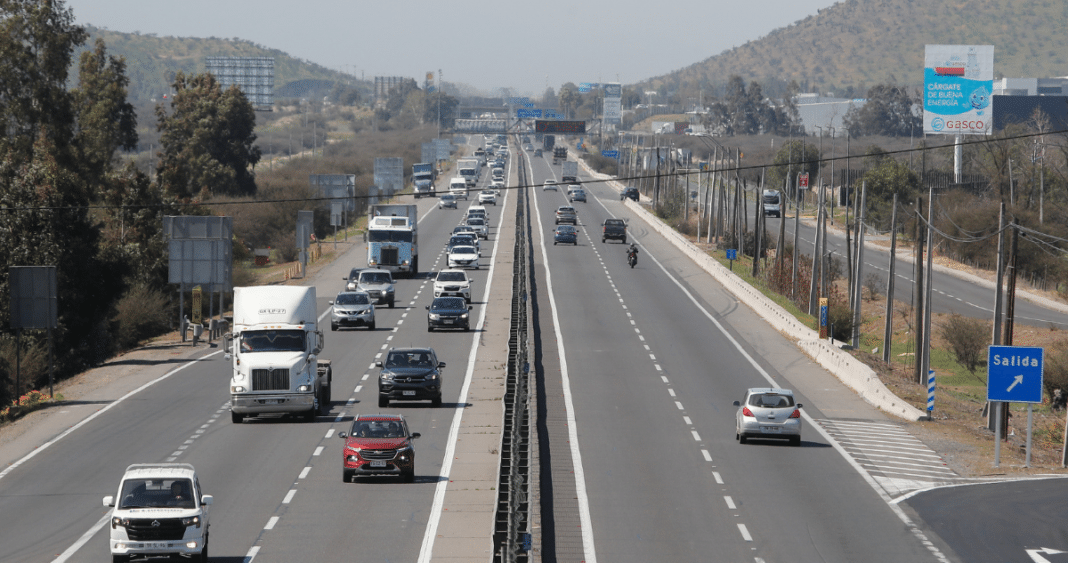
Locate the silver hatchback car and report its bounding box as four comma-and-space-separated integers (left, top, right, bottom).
733, 388, 802, 446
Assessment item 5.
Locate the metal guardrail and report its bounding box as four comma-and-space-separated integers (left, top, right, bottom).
493, 138, 532, 562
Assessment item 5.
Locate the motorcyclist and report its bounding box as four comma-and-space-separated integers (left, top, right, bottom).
627, 243, 638, 266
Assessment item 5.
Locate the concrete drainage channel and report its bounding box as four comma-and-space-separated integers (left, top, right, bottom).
492, 143, 533, 562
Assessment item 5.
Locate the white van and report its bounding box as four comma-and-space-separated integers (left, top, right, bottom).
449, 177, 468, 200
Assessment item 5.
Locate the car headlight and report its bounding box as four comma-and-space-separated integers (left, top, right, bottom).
460, 313, 468, 319
427, 373, 439, 381
180, 515, 201, 528
231, 386, 246, 393
369, 259, 377, 265
111, 517, 128, 529
380, 373, 394, 382
298, 384, 311, 392
429, 313, 440, 320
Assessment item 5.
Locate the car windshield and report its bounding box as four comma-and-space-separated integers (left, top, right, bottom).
335, 293, 370, 305
349, 419, 406, 439
240, 330, 306, 353
385, 351, 435, 368
452, 246, 476, 255
749, 394, 794, 408
367, 230, 413, 243
450, 236, 474, 246
557, 226, 575, 233
431, 297, 467, 310
359, 272, 391, 284
119, 478, 195, 509
438, 271, 466, 282
467, 218, 484, 226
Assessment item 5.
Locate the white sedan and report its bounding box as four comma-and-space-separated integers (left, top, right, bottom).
733, 387, 802, 446
478, 190, 497, 205
447, 245, 480, 269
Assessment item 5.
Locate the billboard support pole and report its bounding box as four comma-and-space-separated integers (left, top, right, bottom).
954, 134, 963, 183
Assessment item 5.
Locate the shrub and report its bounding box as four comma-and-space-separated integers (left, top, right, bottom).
939, 313, 988, 374
113, 285, 173, 352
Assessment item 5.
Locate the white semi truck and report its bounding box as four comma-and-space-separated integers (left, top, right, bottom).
226, 286, 331, 423
367, 204, 419, 277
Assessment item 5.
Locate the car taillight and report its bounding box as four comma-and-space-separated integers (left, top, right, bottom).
789, 409, 801, 419
741, 407, 754, 417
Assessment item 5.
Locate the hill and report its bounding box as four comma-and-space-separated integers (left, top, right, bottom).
640, 0, 1068, 99
77, 25, 362, 103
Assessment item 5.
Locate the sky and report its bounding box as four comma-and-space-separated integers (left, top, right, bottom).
62, 0, 837, 96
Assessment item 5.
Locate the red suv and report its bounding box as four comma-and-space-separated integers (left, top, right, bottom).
338, 414, 420, 482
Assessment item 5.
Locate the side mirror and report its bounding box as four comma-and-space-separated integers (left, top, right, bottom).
200, 495, 213, 506
375, 361, 383, 367
223, 334, 233, 354
329, 301, 335, 305
338, 432, 348, 439
732, 400, 741, 407
103, 496, 114, 507
796, 403, 803, 409
468, 306, 472, 311
411, 432, 421, 439
438, 362, 446, 368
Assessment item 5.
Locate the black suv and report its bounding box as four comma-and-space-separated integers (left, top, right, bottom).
620, 186, 640, 201
602, 218, 627, 243
377, 347, 444, 407
427, 297, 472, 332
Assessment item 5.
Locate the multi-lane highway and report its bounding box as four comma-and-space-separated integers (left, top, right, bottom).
2, 134, 1067, 563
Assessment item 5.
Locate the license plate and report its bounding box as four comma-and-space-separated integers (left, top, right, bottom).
444, 320, 454, 324
369, 460, 387, 467
148, 542, 169, 548
262, 399, 279, 405
761, 426, 780, 433
403, 390, 416, 396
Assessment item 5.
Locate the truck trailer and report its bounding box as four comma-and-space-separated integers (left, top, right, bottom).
227, 286, 332, 423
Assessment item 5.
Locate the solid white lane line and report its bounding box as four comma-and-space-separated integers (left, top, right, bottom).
738, 524, 753, 541
52, 514, 109, 563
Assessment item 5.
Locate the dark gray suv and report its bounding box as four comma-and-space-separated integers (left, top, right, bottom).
377, 348, 444, 407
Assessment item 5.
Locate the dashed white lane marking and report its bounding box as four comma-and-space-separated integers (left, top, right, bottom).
668, 389, 676, 397
299, 467, 311, 479
355, 385, 363, 393
313, 446, 324, 456
264, 516, 279, 530
661, 376, 669, 383
244, 545, 260, 562
691, 430, 702, 441
683, 416, 692, 425
675, 401, 684, 410
702, 450, 713, 462
713, 471, 724, 484
738, 523, 753, 541
725, 496, 736, 510
361, 374, 369, 381
325, 429, 334, 439
282, 489, 297, 504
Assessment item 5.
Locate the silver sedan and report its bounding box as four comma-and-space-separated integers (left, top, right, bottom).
734, 388, 802, 446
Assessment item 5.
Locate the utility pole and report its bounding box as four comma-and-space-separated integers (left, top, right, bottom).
913, 197, 925, 384
882, 194, 898, 363
808, 186, 822, 316
988, 202, 1006, 432
851, 181, 867, 348
792, 171, 801, 301
921, 186, 936, 392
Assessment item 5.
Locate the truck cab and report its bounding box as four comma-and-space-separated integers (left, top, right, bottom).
762, 190, 782, 217
226, 286, 332, 423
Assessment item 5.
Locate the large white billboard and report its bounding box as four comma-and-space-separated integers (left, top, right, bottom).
923, 45, 994, 135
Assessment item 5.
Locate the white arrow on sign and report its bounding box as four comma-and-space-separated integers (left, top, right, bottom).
1007, 374, 1024, 393
1027, 547, 1067, 562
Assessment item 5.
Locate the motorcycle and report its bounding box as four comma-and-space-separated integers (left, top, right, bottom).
627, 249, 638, 268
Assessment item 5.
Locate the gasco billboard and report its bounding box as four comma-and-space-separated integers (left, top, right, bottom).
923, 45, 994, 135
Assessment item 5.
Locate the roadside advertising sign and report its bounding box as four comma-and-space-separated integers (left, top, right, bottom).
923, 45, 994, 135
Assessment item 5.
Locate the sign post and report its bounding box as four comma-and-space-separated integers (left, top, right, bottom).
927, 369, 936, 419
818, 297, 828, 339
726, 248, 737, 271
987, 345, 1044, 467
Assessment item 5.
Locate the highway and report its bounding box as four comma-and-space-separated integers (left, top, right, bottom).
3, 134, 1068, 563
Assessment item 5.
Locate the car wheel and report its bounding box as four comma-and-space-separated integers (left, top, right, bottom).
428, 325, 434, 332
554, 241, 557, 245
197, 535, 209, 563
389, 299, 395, 309
343, 469, 354, 483
464, 324, 471, 332
432, 395, 442, 408
791, 436, 801, 447
331, 323, 337, 332
231, 411, 244, 424
621, 238, 627, 244
303, 406, 316, 422
378, 396, 389, 408
739, 434, 748, 444
369, 320, 376, 330
112, 555, 129, 563
403, 467, 415, 483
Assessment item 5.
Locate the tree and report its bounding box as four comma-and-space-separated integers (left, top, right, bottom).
844, 84, 921, 137
541, 86, 557, 110
0, 0, 87, 163
857, 150, 919, 225
155, 72, 261, 199
422, 92, 458, 129
705, 76, 796, 136
939, 314, 987, 375
767, 140, 821, 193
71, 38, 138, 189
558, 85, 579, 119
